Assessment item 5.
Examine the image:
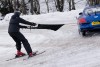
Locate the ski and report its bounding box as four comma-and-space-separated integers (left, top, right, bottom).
6, 57, 17, 61
23, 51, 46, 60
6, 51, 46, 61
6, 54, 26, 61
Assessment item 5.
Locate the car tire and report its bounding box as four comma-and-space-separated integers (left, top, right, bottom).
82, 31, 86, 36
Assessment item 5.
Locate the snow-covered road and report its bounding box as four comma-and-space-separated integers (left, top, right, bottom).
0, 9, 100, 67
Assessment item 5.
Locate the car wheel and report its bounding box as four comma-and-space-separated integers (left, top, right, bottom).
82, 31, 86, 36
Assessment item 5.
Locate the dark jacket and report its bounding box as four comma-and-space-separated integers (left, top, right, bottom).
8, 12, 36, 33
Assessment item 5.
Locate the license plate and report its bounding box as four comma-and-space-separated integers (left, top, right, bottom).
92, 22, 100, 25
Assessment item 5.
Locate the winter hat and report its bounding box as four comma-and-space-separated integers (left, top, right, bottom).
14, 11, 21, 17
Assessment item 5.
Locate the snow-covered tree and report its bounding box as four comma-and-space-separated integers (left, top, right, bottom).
87, 0, 100, 6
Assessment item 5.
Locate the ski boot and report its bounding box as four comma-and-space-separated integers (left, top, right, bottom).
28, 51, 37, 58
15, 51, 26, 58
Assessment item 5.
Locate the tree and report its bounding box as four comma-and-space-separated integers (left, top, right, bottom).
29, 0, 40, 14
0, 0, 14, 16
72, 0, 75, 10
67, 0, 71, 11
13, 0, 20, 11
30, 0, 34, 14
67, 0, 75, 11
45, 0, 49, 13
54, 0, 64, 12
33, 0, 40, 14
87, 0, 100, 6
21, 0, 27, 14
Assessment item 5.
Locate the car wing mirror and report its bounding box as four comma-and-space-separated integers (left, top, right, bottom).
79, 12, 83, 15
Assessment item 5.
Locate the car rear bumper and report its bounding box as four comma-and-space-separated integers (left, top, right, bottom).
79, 23, 100, 32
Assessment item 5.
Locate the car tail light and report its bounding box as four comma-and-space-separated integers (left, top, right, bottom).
78, 18, 86, 24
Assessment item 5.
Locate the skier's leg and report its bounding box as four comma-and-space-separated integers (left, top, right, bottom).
9, 33, 21, 51
17, 32, 32, 55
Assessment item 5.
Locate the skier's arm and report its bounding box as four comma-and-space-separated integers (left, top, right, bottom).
19, 25, 36, 29
19, 25, 27, 28
19, 18, 36, 26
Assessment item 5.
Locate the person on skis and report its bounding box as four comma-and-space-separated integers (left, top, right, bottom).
8, 11, 37, 58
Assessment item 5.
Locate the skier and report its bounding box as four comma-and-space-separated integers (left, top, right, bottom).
8, 11, 37, 58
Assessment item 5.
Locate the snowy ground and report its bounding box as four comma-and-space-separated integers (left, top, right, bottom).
1, 9, 100, 67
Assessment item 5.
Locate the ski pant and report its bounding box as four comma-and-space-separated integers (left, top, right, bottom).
8, 32, 32, 55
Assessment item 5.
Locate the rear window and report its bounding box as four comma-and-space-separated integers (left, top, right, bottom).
84, 7, 100, 15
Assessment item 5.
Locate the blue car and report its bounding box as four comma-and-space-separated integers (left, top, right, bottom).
78, 5, 100, 36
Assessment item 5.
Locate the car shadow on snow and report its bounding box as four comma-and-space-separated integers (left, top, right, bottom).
82, 31, 100, 37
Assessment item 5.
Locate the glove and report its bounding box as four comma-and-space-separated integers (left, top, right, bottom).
27, 26, 32, 29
